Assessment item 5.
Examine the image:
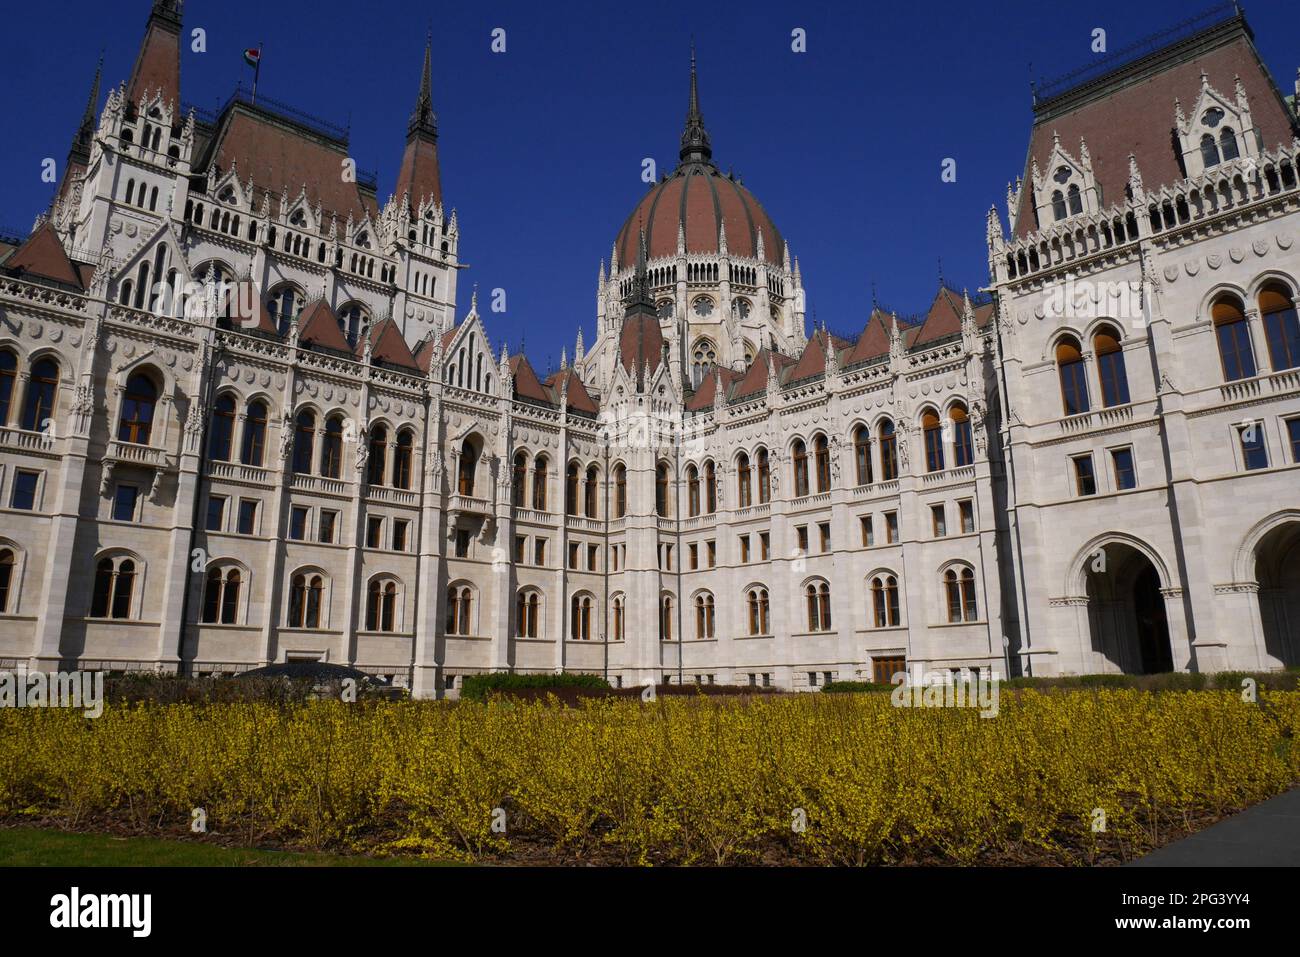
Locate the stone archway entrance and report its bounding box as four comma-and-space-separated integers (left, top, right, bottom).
1254, 520, 1300, 668
1084, 542, 1174, 674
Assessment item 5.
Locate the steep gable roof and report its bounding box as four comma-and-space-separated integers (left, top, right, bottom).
844, 309, 893, 366
913, 286, 966, 345
546, 368, 599, 414
508, 354, 550, 404
786, 329, 851, 382
296, 299, 351, 352
732, 347, 795, 400
685, 366, 739, 411
365, 317, 420, 371
1, 223, 85, 290
619, 314, 665, 376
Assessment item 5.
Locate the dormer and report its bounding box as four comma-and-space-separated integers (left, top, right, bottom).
1175, 72, 1259, 179
1030, 132, 1101, 228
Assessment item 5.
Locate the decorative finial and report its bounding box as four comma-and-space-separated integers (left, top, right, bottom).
679, 43, 712, 166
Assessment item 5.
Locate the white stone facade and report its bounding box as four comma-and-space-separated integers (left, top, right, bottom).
0, 3, 1296, 696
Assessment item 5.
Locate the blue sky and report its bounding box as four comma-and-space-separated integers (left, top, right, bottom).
1, 0, 1294, 365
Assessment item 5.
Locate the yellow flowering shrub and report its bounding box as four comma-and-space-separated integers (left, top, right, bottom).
0, 689, 1294, 865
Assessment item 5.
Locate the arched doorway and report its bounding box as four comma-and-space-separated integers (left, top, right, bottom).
1083, 540, 1174, 674
1254, 520, 1300, 667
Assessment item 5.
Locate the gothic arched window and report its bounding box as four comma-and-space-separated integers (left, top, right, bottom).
117, 372, 158, 445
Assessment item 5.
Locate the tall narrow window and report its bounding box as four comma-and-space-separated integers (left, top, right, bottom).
1056, 336, 1090, 415
394, 430, 413, 489
659, 595, 673, 641
1219, 128, 1239, 162
1052, 190, 1067, 221
292, 410, 315, 474
321, 416, 344, 479
1239, 423, 1268, 471
757, 448, 771, 503
737, 453, 752, 507
241, 400, 267, 466
457, 440, 478, 496
1213, 296, 1256, 381
747, 587, 770, 635
512, 452, 528, 507
613, 463, 625, 517
117, 373, 158, 444
367, 425, 388, 485
695, 594, 715, 639
612, 596, 623, 641
0, 549, 13, 613
922, 410, 944, 472
687, 465, 701, 517
879, 420, 898, 481
1260, 285, 1300, 372
1094, 327, 1131, 407
1200, 133, 1220, 169
533, 456, 550, 511
704, 461, 717, 512
1067, 183, 1082, 215
871, 575, 900, 627
565, 462, 580, 515
805, 582, 831, 631
208, 394, 236, 461
950, 404, 973, 467
853, 425, 872, 485
585, 465, 599, 518
792, 440, 809, 497
0, 351, 17, 426
814, 436, 831, 492
655, 462, 669, 517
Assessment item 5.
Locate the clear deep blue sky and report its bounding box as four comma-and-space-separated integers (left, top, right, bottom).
1, 0, 1294, 361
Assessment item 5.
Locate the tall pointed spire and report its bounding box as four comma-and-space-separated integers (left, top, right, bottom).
395, 32, 443, 214
624, 227, 656, 316
679, 44, 713, 166
408, 31, 438, 138
68, 54, 104, 166
126, 0, 183, 108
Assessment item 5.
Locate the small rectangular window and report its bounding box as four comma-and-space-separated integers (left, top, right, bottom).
1239, 423, 1268, 471
759, 531, 770, 560
515, 535, 526, 563
455, 529, 471, 558
534, 538, 547, 566
689, 542, 699, 570
818, 522, 831, 552
1072, 455, 1097, 496
930, 504, 947, 537
959, 500, 975, 534
289, 505, 308, 540
237, 499, 258, 535
367, 516, 384, 548
612, 544, 621, 571
1288, 418, 1300, 464
740, 535, 751, 563
796, 525, 809, 552
113, 484, 139, 522
860, 515, 874, 547
318, 509, 337, 544
393, 519, 410, 552
1111, 447, 1137, 491
11, 471, 39, 511
885, 511, 898, 544
569, 542, 580, 569
706, 541, 716, 567
206, 495, 227, 531
664, 544, 673, 570
587, 544, 598, 571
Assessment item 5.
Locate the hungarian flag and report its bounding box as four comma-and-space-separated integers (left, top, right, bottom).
243, 47, 261, 68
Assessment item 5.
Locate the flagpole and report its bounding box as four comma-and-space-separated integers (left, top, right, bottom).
252, 41, 262, 105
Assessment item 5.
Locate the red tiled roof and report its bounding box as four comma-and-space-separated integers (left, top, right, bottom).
546, 368, 599, 414
913, 286, 965, 345
844, 309, 892, 365
126, 12, 181, 108
228, 280, 278, 335
208, 108, 376, 223
619, 314, 665, 375
412, 335, 437, 373
296, 299, 351, 352
508, 354, 550, 403
1013, 29, 1297, 238
614, 163, 784, 267
365, 317, 420, 371
2, 223, 84, 290
731, 348, 794, 400
685, 366, 739, 411
395, 136, 442, 212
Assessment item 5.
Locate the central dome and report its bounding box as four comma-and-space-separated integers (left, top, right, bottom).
614, 164, 784, 268
613, 53, 784, 269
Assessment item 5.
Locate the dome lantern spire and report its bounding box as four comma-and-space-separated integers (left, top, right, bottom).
679, 45, 713, 166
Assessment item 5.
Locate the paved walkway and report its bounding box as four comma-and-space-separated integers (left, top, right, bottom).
1130, 787, 1300, 866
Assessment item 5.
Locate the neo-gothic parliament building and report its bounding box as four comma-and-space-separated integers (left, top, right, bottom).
1, 1, 1298, 695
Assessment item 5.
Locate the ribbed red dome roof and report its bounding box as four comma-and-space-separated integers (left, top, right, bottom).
613, 51, 784, 269
614, 164, 784, 268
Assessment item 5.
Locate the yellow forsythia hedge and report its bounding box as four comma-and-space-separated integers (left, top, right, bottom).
1, 690, 1297, 865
